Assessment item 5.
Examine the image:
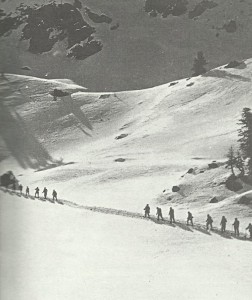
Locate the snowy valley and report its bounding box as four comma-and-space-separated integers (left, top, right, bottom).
1, 59, 252, 300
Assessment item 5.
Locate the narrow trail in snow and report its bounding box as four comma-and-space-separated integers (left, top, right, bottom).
62, 199, 251, 241
1, 187, 251, 242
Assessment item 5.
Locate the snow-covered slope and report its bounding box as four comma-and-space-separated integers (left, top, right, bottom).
1, 60, 252, 300
1, 59, 252, 207
2, 59, 252, 159
1, 192, 252, 300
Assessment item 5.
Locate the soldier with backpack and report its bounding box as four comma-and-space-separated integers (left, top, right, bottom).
156, 207, 164, 221
187, 211, 193, 226
52, 189, 57, 201
144, 204, 150, 218
169, 207, 175, 224
233, 218, 240, 237
19, 184, 23, 195
206, 214, 213, 230
25, 186, 29, 197
35, 187, 39, 198
42, 187, 48, 199
220, 216, 227, 233
246, 223, 252, 239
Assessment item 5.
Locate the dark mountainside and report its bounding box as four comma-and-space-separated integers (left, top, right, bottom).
0, 2, 103, 57
1, 0, 252, 91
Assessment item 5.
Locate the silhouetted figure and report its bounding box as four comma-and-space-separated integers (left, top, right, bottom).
220, 216, 227, 233
25, 186, 29, 197
52, 190, 57, 201
169, 207, 175, 223
144, 204, 150, 218
156, 207, 164, 221
35, 187, 39, 198
246, 223, 252, 239
206, 214, 213, 230
42, 187, 48, 199
233, 218, 240, 236
187, 211, 193, 226
19, 184, 23, 195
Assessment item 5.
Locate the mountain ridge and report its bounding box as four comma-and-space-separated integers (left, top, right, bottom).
1, 0, 252, 91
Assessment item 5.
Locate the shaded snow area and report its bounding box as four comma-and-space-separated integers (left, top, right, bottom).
1, 60, 252, 299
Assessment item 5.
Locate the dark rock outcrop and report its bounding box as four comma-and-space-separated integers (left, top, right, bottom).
172, 185, 180, 192
0, 171, 18, 188
187, 168, 194, 174
67, 41, 103, 60
110, 23, 119, 30
73, 0, 82, 10
223, 20, 237, 33
238, 196, 251, 205
0, 2, 103, 60
85, 7, 112, 24
209, 197, 218, 203
21, 66, 31, 70
115, 134, 128, 140
225, 175, 243, 192
224, 61, 242, 68
50, 89, 70, 98
145, 0, 188, 18
99, 94, 111, 99
208, 162, 218, 169
188, 0, 218, 19
115, 158, 126, 162
169, 81, 178, 86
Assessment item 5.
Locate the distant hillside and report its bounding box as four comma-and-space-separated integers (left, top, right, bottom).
1, 58, 252, 172
1, 0, 252, 91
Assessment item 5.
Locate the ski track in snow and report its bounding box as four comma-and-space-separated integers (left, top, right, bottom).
1, 187, 251, 242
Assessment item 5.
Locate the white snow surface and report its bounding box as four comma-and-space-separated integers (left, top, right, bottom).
1, 60, 252, 299
1, 194, 252, 300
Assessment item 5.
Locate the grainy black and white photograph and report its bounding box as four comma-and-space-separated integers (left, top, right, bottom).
0, 0, 252, 299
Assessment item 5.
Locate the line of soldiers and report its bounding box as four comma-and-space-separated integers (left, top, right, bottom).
144, 205, 192, 225
207, 214, 242, 237
144, 205, 252, 239
17, 184, 58, 201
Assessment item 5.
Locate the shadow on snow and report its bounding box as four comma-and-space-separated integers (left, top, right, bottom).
1, 188, 251, 242
0, 76, 92, 168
